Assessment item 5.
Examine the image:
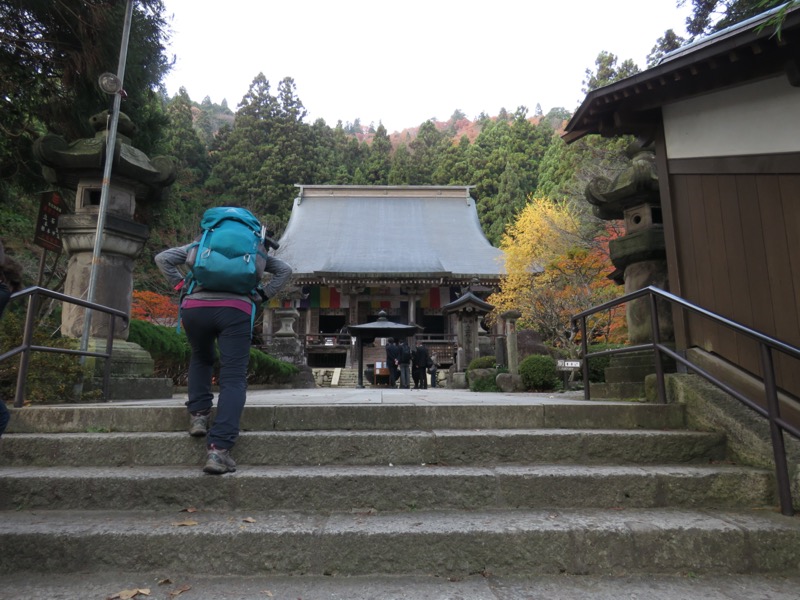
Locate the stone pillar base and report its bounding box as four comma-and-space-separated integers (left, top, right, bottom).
84, 339, 155, 376
267, 337, 306, 367
81, 339, 173, 400
449, 371, 468, 389
83, 376, 173, 400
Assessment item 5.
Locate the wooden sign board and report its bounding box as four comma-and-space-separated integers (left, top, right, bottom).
34, 191, 66, 251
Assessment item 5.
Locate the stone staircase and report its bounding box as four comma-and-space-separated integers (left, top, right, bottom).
312, 367, 361, 388
1, 395, 800, 596
590, 350, 676, 399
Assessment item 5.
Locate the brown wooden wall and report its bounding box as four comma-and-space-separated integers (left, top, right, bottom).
663, 152, 800, 399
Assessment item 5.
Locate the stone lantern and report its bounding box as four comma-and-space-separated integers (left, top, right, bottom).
442, 290, 494, 371
584, 140, 673, 343
33, 111, 176, 397
583, 139, 674, 398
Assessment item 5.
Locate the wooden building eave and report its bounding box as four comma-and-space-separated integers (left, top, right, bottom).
563, 5, 800, 142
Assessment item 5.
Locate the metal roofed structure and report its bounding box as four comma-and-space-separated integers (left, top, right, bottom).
266, 185, 505, 370
274, 185, 504, 285
562, 6, 800, 405
563, 4, 800, 144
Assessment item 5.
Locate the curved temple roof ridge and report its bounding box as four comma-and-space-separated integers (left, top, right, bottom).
274, 185, 505, 284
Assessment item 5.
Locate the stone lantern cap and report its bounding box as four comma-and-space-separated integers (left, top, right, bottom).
584, 141, 660, 221
442, 291, 494, 316
33, 111, 176, 202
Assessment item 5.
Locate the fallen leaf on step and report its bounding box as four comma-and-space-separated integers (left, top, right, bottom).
168, 584, 192, 597
173, 519, 199, 527
180, 507, 198, 513
243, 517, 256, 523
158, 579, 172, 585
107, 588, 151, 599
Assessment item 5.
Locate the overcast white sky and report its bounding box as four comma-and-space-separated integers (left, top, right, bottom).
161, 0, 693, 132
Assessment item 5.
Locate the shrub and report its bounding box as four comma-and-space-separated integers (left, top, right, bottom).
519, 354, 559, 391
248, 346, 298, 385
128, 318, 191, 384
467, 355, 496, 370
128, 319, 298, 386
469, 372, 500, 392
0, 306, 95, 404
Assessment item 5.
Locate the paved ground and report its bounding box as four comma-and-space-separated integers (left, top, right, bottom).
110, 385, 593, 407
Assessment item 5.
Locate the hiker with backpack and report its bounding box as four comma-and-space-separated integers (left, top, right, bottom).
155, 207, 292, 474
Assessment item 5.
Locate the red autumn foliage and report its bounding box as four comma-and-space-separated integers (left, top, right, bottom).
131, 290, 179, 327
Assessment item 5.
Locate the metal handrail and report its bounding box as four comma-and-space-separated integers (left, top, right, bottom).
571, 285, 800, 516
0, 286, 129, 406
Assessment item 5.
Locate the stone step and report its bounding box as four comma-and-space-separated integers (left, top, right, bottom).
5, 572, 800, 600
0, 464, 773, 512
607, 350, 675, 367
589, 381, 646, 400
604, 364, 660, 383
0, 429, 727, 467
4, 391, 792, 584
5, 401, 686, 433
313, 368, 360, 387
3, 508, 798, 576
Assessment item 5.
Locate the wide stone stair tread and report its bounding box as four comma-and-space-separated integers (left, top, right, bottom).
589, 381, 647, 399
0, 463, 774, 511
3, 393, 798, 587
6, 401, 688, 432
0, 428, 727, 466
603, 364, 662, 383
3, 508, 799, 576
5, 571, 800, 600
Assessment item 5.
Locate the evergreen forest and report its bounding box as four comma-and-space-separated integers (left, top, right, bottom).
1, 0, 791, 337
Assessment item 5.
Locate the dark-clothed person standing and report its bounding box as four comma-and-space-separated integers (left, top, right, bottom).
398, 339, 412, 389
386, 337, 400, 388
413, 342, 429, 389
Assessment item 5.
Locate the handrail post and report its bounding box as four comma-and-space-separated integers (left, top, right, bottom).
4, 286, 127, 408
102, 313, 117, 402
649, 292, 667, 404
580, 317, 590, 400
760, 344, 794, 516
569, 285, 800, 514
14, 292, 39, 407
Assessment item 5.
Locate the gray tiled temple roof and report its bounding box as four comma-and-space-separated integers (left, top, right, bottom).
273, 185, 505, 283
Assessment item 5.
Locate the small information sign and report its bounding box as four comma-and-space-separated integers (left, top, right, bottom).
557, 359, 582, 371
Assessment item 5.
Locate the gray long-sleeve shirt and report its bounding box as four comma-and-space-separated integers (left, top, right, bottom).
155, 244, 293, 302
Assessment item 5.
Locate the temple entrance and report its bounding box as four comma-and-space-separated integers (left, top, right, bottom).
319, 314, 346, 334
422, 314, 444, 334
307, 352, 346, 368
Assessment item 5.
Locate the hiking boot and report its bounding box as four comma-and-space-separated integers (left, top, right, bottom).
188, 411, 210, 437
203, 445, 236, 474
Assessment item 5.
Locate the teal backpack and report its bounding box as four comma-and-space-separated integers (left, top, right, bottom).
185, 207, 268, 295
179, 207, 268, 332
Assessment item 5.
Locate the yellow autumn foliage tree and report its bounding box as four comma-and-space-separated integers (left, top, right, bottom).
489, 196, 625, 349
